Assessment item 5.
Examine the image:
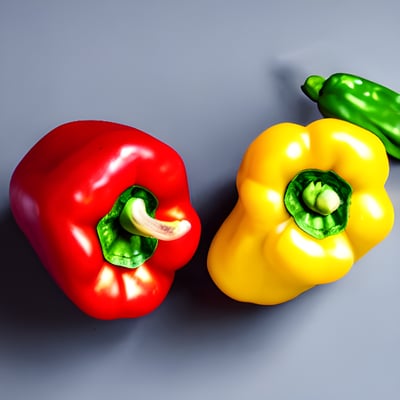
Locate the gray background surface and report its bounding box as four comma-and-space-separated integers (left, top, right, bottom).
1, 1, 400, 399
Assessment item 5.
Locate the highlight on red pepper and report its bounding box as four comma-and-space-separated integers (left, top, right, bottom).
10, 120, 201, 320
207, 118, 394, 305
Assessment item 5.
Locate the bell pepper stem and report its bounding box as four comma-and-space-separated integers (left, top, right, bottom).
119, 197, 191, 241
302, 181, 341, 216
301, 75, 325, 102
284, 169, 352, 239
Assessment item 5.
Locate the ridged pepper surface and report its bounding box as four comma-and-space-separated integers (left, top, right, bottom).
207, 119, 394, 305
10, 120, 201, 320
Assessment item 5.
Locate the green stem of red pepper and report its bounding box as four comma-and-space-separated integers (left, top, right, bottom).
119, 196, 191, 241
97, 186, 191, 269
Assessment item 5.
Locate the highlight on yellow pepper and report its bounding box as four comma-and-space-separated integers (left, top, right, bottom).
207, 118, 394, 305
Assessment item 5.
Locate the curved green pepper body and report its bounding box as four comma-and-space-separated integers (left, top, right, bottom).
302, 73, 400, 159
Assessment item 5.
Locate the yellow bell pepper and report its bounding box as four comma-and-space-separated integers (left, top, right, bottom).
207, 118, 394, 305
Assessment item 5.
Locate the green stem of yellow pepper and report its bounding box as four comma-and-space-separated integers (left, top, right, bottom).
284, 169, 352, 240
302, 181, 341, 216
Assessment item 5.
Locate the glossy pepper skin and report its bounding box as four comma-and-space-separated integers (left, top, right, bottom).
10, 120, 201, 320
302, 72, 400, 159
207, 119, 394, 305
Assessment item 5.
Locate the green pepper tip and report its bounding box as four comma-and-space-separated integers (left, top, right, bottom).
301, 75, 326, 102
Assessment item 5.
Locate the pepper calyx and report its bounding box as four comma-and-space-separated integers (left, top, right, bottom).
96, 186, 159, 269
284, 169, 352, 239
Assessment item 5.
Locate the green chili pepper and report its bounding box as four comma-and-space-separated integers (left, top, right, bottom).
301, 72, 400, 159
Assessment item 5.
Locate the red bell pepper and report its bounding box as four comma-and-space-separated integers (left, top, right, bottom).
10, 120, 201, 320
